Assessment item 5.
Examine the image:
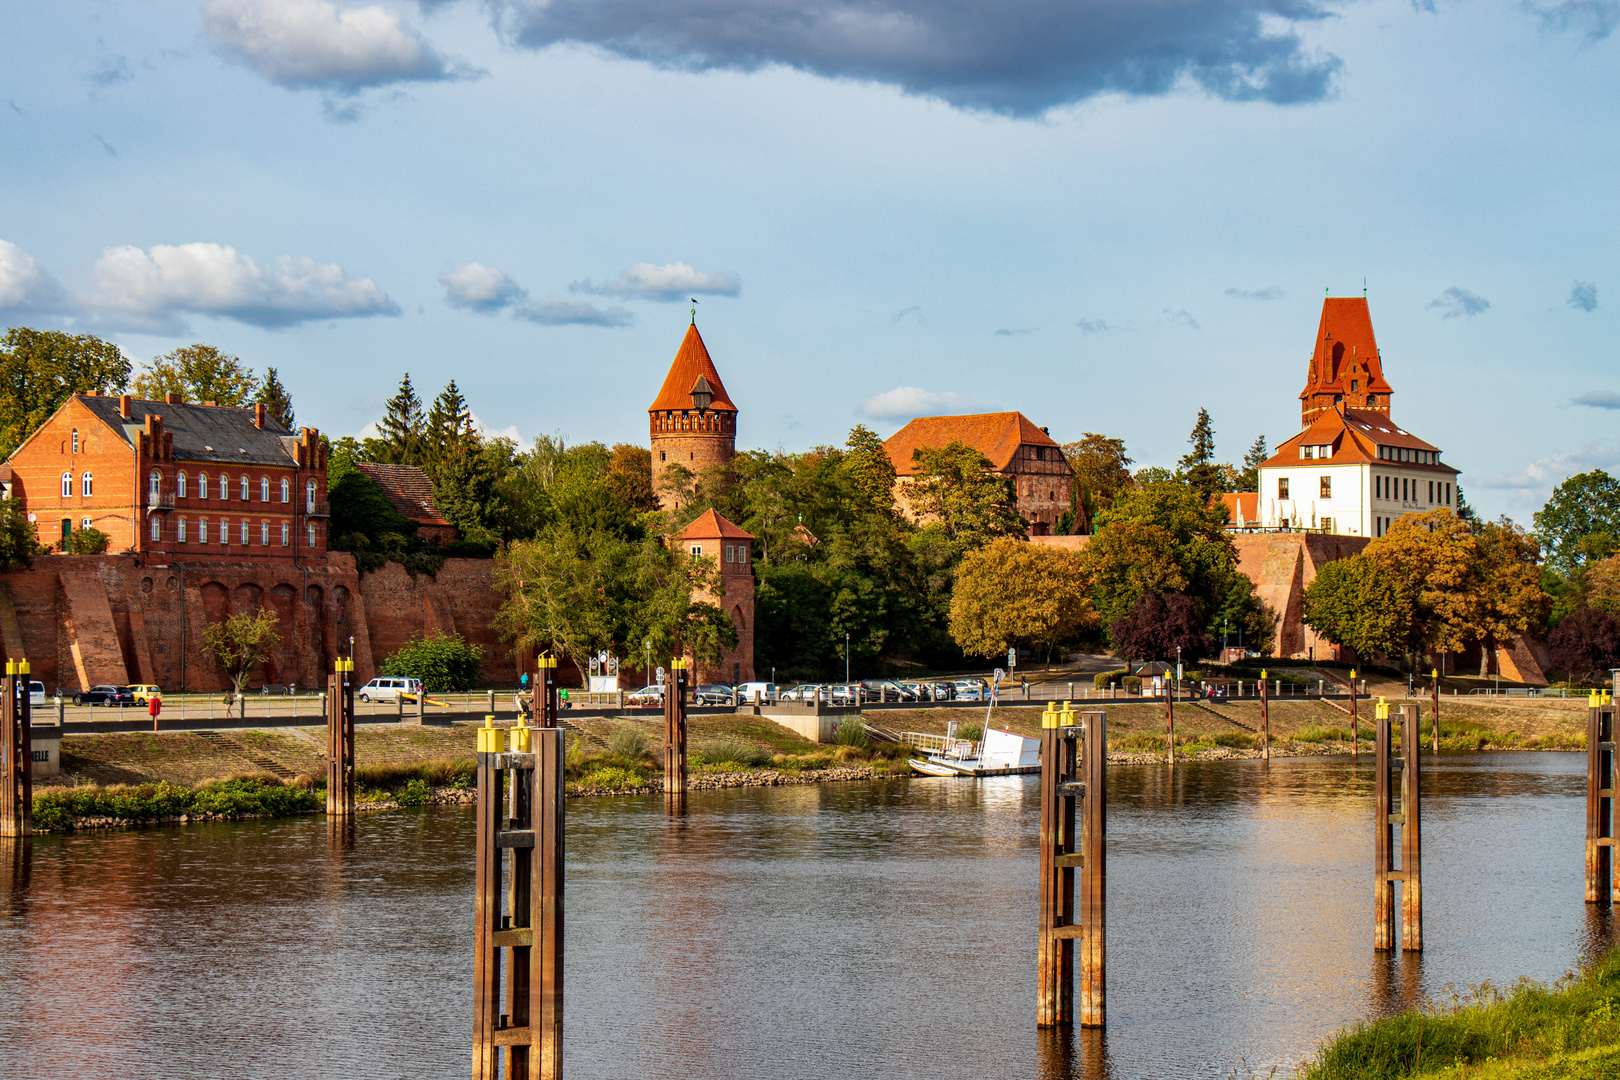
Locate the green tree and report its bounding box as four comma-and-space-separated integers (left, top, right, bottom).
1534, 470, 1620, 574
1238, 435, 1268, 491
254, 367, 295, 429
0, 501, 40, 569
1178, 407, 1221, 503
1366, 508, 1480, 664
0, 327, 131, 457
200, 607, 283, 698
63, 527, 110, 555
1061, 433, 1133, 527
1463, 519, 1550, 675
1302, 553, 1411, 662
842, 424, 896, 516
376, 373, 424, 465
906, 441, 1026, 554
948, 536, 1095, 663
380, 629, 484, 691
132, 344, 258, 406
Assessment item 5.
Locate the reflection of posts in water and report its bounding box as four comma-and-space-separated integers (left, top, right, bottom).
1368, 950, 1426, 1018
664, 660, 689, 795
472, 717, 564, 1080
1431, 670, 1441, 753
1374, 700, 1422, 952
1038, 704, 1105, 1029
2, 660, 34, 837
1587, 695, 1617, 903
327, 814, 355, 853
326, 660, 355, 817
1036, 1025, 1112, 1080
1, 836, 30, 916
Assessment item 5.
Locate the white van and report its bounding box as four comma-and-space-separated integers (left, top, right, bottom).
736, 682, 778, 704
29, 681, 44, 707
356, 677, 423, 703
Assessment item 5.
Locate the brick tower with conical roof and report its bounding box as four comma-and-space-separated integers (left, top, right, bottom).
649, 321, 737, 510
1299, 297, 1394, 428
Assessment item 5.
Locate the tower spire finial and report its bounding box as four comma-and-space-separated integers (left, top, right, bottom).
690, 297, 698, 325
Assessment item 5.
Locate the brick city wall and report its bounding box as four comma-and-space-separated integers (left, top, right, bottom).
0, 552, 521, 693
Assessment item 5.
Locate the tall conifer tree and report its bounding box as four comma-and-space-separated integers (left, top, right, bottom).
377, 373, 424, 465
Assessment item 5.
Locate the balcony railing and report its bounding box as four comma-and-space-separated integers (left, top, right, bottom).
303, 500, 330, 517
145, 492, 176, 511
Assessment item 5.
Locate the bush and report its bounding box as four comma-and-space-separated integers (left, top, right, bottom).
1208, 732, 1253, 749
608, 724, 649, 761
1294, 725, 1351, 743
63, 527, 110, 555
1093, 669, 1127, 689
380, 629, 484, 691
396, 779, 431, 806
32, 775, 320, 829
956, 721, 983, 742
695, 736, 771, 768
835, 716, 870, 747
578, 766, 645, 789
1122, 676, 1142, 693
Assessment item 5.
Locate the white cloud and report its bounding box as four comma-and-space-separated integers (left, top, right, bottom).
1225, 286, 1284, 300
0, 240, 70, 313
1475, 441, 1620, 499
202, 0, 476, 91
513, 297, 633, 327
1076, 318, 1113, 333
89, 241, 399, 331
570, 262, 741, 302
1427, 286, 1492, 319
441, 262, 527, 312
858, 386, 997, 421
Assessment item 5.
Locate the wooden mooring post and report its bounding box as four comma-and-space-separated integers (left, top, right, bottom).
1586, 691, 1617, 903
1374, 699, 1422, 951
538, 654, 558, 727
472, 716, 565, 1080
1258, 668, 1269, 761
664, 660, 689, 796
1349, 668, 1358, 759
1164, 681, 1174, 768
1, 659, 33, 838
1038, 702, 1105, 1029
326, 658, 355, 817
1431, 669, 1441, 753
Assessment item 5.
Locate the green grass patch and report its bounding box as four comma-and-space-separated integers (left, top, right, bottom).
1301, 948, 1620, 1080
1295, 725, 1352, 743
693, 736, 772, 769
33, 774, 321, 831
576, 766, 646, 790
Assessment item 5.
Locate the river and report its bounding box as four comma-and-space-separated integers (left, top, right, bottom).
0, 751, 1610, 1079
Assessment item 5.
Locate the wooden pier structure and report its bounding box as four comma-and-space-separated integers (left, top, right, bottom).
1375, 700, 1422, 951
326, 658, 355, 817
472, 716, 565, 1079
1, 659, 32, 838
1587, 692, 1618, 903
1038, 702, 1105, 1029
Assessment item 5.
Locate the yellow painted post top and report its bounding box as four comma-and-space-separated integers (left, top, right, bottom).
1350, 668, 1356, 679
1431, 669, 1438, 679
1376, 697, 1390, 721
510, 713, 531, 753
537, 653, 557, 669
1059, 701, 1076, 725
476, 715, 502, 754
1591, 690, 1601, 707
333, 658, 354, 674
19, 659, 27, 674
3, 659, 13, 675
1261, 669, 1268, 680
1041, 703, 1058, 728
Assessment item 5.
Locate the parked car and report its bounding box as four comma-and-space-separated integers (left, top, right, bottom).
860, 679, 916, 702
28, 681, 45, 707
778, 684, 822, 702
919, 681, 956, 701
75, 684, 135, 707
626, 684, 665, 706
126, 684, 162, 704
736, 681, 779, 703
692, 683, 735, 706
952, 678, 989, 701
826, 683, 876, 706
356, 677, 423, 703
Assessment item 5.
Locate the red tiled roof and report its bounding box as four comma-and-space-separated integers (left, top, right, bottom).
1258, 407, 1458, 473
648, 324, 737, 414
883, 411, 1062, 476
354, 462, 455, 527
1219, 492, 1259, 524
680, 508, 754, 540
1300, 298, 1393, 402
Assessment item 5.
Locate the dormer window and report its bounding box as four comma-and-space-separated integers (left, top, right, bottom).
1301, 446, 1314, 459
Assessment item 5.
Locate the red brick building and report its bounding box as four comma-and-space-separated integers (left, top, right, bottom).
883, 411, 1072, 535
1299, 297, 1394, 426
679, 509, 756, 684
2, 392, 328, 562
649, 322, 737, 510
353, 461, 458, 544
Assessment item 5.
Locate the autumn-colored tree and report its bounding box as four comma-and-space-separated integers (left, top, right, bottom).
1364, 509, 1479, 661
906, 441, 1026, 554
1062, 433, 1133, 526
1084, 478, 1240, 633
1584, 554, 1620, 615
1463, 519, 1550, 675
1109, 592, 1212, 663
948, 536, 1095, 663
1302, 553, 1411, 662
200, 607, 283, 699
133, 344, 258, 406
605, 443, 658, 512
0, 327, 130, 457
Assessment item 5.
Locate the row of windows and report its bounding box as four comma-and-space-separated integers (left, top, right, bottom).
687, 542, 750, 565
1376, 475, 1452, 507
1379, 446, 1439, 465
62, 472, 93, 497
62, 470, 317, 507
150, 517, 320, 547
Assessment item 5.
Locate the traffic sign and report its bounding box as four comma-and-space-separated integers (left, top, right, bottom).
1007, 647, 1017, 668
993, 668, 1005, 684
656, 666, 666, 685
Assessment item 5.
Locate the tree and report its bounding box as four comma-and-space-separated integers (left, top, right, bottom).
1461, 519, 1549, 675
949, 536, 1095, 663
1584, 554, 1620, 616
1083, 478, 1239, 633
842, 424, 896, 515
1062, 433, 1133, 526
1365, 509, 1478, 661
0, 500, 40, 570
200, 607, 283, 698
1302, 553, 1411, 662
1178, 408, 1221, 503
63, 527, 110, 555
1108, 592, 1213, 663
1547, 609, 1620, 685
1534, 470, 1620, 574
906, 441, 1025, 553
605, 444, 658, 513
376, 374, 424, 465
0, 327, 130, 458
254, 367, 295, 429
380, 629, 484, 691
132, 344, 258, 406
1238, 435, 1268, 492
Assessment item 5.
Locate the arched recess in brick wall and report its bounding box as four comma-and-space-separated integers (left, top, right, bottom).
332, 585, 357, 662
268, 584, 297, 686
731, 604, 746, 631
305, 584, 329, 673
232, 583, 269, 687
198, 582, 230, 692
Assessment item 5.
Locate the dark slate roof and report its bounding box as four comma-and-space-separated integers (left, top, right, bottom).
77, 395, 298, 467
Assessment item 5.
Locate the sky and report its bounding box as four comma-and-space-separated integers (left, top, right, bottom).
2, 0, 1616, 523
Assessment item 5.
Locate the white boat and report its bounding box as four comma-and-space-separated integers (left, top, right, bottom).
907, 723, 1042, 777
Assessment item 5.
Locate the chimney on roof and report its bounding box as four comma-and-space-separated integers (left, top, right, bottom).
119, 394, 131, 419
204, 401, 217, 408
254, 402, 265, 429
166, 392, 182, 405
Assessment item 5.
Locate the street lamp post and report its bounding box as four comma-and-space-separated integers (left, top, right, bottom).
645, 638, 651, 684
845, 632, 850, 685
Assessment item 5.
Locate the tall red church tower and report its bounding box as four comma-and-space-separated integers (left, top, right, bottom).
648, 322, 737, 510
1299, 298, 1394, 427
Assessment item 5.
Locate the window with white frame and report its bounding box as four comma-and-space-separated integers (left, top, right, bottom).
71, 429, 79, 454
280, 478, 290, 503
81, 471, 92, 496
199, 473, 209, 499
306, 479, 316, 511
61, 472, 71, 497
260, 476, 270, 501
240, 475, 250, 500
738, 546, 747, 564
724, 544, 734, 562
280, 522, 289, 546
260, 521, 269, 545
178, 518, 188, 543
198, 517, 206, 541
307, 521, 317, 547
690, 543, 703, 556
219, 519, 228, 544
241, 520, 249, 545
81, 517, 91, 531
149, 470, 161, 498
177, 472, 188, 498
150, 518, 161, 541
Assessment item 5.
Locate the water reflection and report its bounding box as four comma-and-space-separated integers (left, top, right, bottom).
0, 752, 1604, 1080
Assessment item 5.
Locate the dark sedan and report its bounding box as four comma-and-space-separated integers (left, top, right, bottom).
75, 684, 135, 706
692, 683, 736, 706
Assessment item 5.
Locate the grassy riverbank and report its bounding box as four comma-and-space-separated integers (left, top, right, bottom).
1299, 949, 1620, 1079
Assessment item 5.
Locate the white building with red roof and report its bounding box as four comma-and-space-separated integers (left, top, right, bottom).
1252, 298, 1461, 538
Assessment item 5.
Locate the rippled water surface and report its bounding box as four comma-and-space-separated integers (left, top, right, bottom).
0, 752, 1613, 1079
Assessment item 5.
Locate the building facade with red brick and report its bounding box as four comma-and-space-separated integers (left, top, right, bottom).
649, 323, 737, 510
679, 509, 756, 685
882, 411, 1072, 535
